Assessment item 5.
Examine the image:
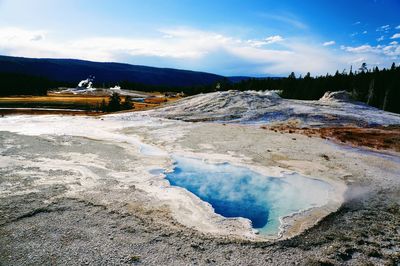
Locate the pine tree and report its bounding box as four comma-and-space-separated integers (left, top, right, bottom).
100, 99, 107, 112
359, 62, 368, 73
108, 92, 122, 112
122, 96, 134, 110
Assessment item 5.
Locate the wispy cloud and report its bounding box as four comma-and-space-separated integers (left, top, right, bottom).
362, 30, 368, 34
258, 13, 308, 30
342, 45, 377, 53
376, 25, 390, 31
353, 21, 361, 25
322, 41, 335, 46
391, 33, 400, 39
264, 35, 284, 44
396, 25, 400, 30
247, 35, 284, 48
377, 36, 384, 42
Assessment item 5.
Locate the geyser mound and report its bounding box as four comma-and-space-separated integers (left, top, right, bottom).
151, 90, 282, 122
150, 90, 400, 126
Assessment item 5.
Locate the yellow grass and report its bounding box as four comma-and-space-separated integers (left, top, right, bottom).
0, 95, 110, 104
0, 93, 181, 115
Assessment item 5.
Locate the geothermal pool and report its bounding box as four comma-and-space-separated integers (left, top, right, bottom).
165, 156, 334, 236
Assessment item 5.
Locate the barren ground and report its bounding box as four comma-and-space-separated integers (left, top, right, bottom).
0, 112, 399, 265
262, 124, 400, 153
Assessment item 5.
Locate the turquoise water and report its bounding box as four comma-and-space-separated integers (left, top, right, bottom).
165, 156, 333, 235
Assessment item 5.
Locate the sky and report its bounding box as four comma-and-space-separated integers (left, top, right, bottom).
0, 0, 399, 76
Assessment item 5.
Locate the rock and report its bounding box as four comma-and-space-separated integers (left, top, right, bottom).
367, 249, 382, 258
125, 255, 141, 263
320, 154, 330, 161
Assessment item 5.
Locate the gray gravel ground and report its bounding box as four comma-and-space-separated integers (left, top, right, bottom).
1, 187, 399, 265
1, 131, 399, 265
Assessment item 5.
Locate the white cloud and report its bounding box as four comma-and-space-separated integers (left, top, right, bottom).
396, 25, 400, 30
391, 33, 400, 39
376, 25, 390, 31
264, 35, 284, 44
0, 26, 397, 76
352, 57, 366, 64
353, 21, 361, 25
343, 45, 376, 53
322, 41, 335, 46
382, 45, 400, 57
246, 40, 266, 48
0, 27, 46, 43
342, 43, 400, 57
247, 35, 284, 47
377, 36, 384, 42
362, 31, 368, 34
30, 34, 44, 41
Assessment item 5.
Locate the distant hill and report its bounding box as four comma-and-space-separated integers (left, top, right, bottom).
227, 76, 252, 83
0, 55, 223, 87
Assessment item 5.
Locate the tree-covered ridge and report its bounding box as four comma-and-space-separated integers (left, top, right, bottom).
0, 55, 222, 87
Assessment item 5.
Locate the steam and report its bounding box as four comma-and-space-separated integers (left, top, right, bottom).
343, 185, 372, 202
77, 76, 95, 89
110, 85, 121, 90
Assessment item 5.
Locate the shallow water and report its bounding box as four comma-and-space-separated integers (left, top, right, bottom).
165, 155, 334, 235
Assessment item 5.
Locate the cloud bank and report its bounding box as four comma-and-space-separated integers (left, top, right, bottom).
0, 26, 398, 76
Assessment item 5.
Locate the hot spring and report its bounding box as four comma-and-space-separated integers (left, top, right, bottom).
164, 155, 335, 236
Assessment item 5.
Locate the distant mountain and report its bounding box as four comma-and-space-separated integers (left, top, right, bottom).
0, 55, 223, 87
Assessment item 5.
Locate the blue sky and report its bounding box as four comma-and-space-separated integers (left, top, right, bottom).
0, 0, 399, 76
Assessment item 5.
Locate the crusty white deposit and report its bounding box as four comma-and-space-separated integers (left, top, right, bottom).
1, 91, 400, 265
150, 90, 400, 126
1, 109, 398, 240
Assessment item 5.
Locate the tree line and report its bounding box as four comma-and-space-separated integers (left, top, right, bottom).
227, 62, 400, 114
116, 63, 400, 114
0, 62, 399, 113
0, 72, 74, 96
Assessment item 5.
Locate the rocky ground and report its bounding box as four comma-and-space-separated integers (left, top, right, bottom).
1, 87, 400, 265
0, 176, 399, 265
1, 117, 399, 265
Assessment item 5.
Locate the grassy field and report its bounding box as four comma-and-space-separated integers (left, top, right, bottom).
0, 93, 178, 115
0, 95, 108, 109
